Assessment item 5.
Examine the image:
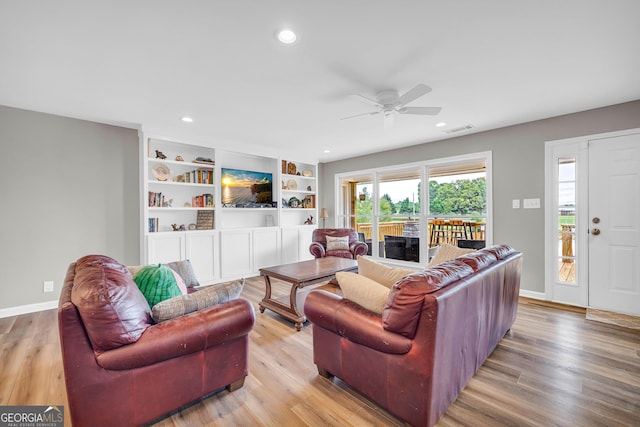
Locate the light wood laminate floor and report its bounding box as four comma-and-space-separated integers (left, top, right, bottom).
1, 276, 639, 426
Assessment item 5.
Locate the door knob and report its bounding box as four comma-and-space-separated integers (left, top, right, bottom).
591, 228, 601, 235
592, 217, 600, 224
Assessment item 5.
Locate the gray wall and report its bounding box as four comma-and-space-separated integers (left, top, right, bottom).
0, 106, 140, 309
319, 100, 640, 294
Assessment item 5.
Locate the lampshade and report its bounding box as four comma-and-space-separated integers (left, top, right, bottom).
320, 208, 328, 218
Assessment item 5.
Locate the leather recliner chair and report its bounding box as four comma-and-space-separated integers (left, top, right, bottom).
58, 255, 255, 427
309, 228, 368, 259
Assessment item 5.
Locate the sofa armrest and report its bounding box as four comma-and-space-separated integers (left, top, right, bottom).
304, 290, 411, 354
350, 241, 368, 258
309, 242, 326, 258
96, 298, 255, 370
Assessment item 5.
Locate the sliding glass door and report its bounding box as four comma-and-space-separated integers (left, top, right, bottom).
336, 152, 491, 265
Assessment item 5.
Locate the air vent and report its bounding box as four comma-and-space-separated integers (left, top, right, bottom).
443, 124, 474, 134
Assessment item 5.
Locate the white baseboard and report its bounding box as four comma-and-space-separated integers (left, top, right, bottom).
519, 289, 546, 300
0, 300, 58, 319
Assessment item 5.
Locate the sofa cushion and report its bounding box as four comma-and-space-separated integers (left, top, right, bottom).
165, 259, 200, 288
336, 272, 390, 314
326, 235, 350, 251
151, 279, 245, 322
357, 256, 415, 288
71, 255, 152, 352
483, 245, 516, 260
427, 243, 476, 267
325, 249, 355, 258
455, 251, 498, 272
134, 264, 183, 307
382, 261, 474, 338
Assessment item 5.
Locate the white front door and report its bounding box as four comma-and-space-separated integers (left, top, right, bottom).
588, 132, 640, 316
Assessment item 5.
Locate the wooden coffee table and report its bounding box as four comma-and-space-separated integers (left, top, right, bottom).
259, 257, 357, 331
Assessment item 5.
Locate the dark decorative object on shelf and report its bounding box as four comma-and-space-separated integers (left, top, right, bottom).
155, 150, 167, 159
304, 215, 314, 225
193, 156, 215, 165
288, 197, 301, 208
287, 162, 297, 175
171, 224, 185, 231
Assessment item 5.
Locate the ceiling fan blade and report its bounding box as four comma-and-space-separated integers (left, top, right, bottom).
351, 93, 381, 107
340, 110, 380, 120
398, 106, 442, 115
397, 84, 432, 106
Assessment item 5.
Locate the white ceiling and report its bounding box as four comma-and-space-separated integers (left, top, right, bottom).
1, 1, 639, 163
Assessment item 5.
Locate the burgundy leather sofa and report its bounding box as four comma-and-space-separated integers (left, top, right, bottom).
58, 255, 255, 427
309, 228, 368, 259
304, 245, 522, 427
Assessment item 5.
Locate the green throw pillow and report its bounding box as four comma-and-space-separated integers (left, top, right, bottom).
134, 264, 182, 307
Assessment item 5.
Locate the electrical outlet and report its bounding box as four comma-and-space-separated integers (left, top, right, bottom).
43, 280, 54, 293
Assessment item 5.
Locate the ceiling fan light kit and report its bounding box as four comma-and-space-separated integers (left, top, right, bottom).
342, 83, 442, 127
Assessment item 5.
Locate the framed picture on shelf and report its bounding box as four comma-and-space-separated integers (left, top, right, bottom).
196, 210, 214, 230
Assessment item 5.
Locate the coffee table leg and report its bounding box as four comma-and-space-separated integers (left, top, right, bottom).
290, 282, 304, 331
259, 274, 272, 313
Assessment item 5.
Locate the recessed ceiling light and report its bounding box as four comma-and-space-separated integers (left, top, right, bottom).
275, 28, 297, 44
435, 122, 447, 127
181, 116, 194, 123
323, 149, 331, 154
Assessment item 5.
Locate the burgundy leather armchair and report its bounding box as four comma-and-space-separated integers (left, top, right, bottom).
304, 246, 522, 426
58, 255, 255, 427
309, 228, 368, 259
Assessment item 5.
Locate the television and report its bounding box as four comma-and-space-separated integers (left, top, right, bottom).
221, 168, 273, 206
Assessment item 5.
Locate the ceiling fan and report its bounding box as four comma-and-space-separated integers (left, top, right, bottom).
341, 83, 441, 128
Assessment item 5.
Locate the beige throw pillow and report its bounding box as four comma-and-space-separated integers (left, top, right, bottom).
151, 278, 244, 323
326, 235, 350, 251
427, 243, 475, 267
357, 256, 414, 288
336, 271, 390, 314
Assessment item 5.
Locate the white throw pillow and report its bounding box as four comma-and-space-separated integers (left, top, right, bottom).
427, 243, 475, 267
336, 271, 390, 314
326, 235, 350, 251
357, 256, 414, 288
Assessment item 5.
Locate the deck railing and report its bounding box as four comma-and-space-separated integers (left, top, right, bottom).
356, 220, 486, 244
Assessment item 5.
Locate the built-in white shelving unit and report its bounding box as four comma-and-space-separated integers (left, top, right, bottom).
142, 137, 317, 284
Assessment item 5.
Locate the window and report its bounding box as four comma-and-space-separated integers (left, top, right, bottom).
557, 157, 576, 283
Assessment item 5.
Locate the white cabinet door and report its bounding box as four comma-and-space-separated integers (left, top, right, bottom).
220, 229, 253, 278
253, 228, 280, 270
281, 227, 300, 264
185, 231, 217, 284
298, 226, 316, 261
147, 233, 185, 264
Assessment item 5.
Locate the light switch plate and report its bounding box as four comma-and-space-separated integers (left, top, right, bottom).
512, 199, 520, 209
523, 198, 541, 209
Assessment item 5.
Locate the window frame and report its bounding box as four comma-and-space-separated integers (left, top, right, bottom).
334, 151, 493, 265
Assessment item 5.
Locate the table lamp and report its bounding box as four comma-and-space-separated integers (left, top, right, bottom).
320, 208, 328, 228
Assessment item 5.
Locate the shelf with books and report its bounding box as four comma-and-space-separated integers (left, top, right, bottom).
145, 138, 216, 235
